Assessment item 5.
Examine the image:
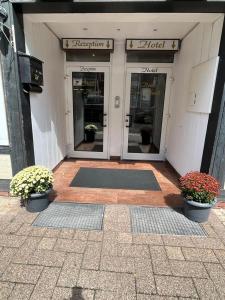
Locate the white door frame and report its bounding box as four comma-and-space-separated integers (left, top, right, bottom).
66, 64, 110, 159
122, 64, 172, 161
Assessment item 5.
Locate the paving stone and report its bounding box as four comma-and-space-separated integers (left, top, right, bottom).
162, 236, 194, 247
193, 278, 220, 300
100, 256, 135, 273
28, 249, 66, 267
0, 222, 11, 234
134, 257, 153, 277
182, 247, 218, 262
30, 267, 61, 300
74, 230, 89, 241
0, 282, 15, 299
214, 249, 225, 265
202, 224, 218, 237
59, 228, 75, 239
165, 246, 185, 260
170, 260, 208, 278
0, 247, 17, 276
13, 236, 41, 264
150, 246, 172, 275
0, 234, 26, 248
137, 295, 178, 300
2, 264, 43, 284
78, 270, 135, 293
8, 283, 34, 300
57, 266, 80, 287
204, 263, 225, 298
102, 240, 118, 256
103, 231, 118, 241
118, 232, 132, 243
13, 213, 38, 224
88, 230, 103, 242
53, 287, 94, 300
3, 222, 22, 234
52, 287, 72, 300
117, 243, 149, 258
95, 290, 135, 300
82, 241, 101, 270
16, 224, 33, 236
54, 238, 86, 253
44, 228, 61, 238
57, 252, 82, 287
29, 226, 47, 237
63, 252, 83, 269
155, 275, 198, 298
133, 234, 163, 245
136, 274, 156, 295
191, 237, 224, 249
37, 237, 57, 250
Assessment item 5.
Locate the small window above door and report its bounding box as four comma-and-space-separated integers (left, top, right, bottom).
127, 51, 174, 63
66, 50, 111, 62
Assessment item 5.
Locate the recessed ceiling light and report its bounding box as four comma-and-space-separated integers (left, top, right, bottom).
83, 27, 88, 31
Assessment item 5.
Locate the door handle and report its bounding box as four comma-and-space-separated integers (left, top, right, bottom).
102, 113, 107, 127
126, 114, 133, 128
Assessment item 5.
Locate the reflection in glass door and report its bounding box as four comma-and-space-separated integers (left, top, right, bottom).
123, 67, 171, 160
67, 66, 109, 159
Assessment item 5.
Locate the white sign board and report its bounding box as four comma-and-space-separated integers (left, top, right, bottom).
62, 39, 114, 50
126, 39, 180, 51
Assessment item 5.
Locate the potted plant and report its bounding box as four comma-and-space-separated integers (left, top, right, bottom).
10, 165, 53, 213
180, 171, 220, 223
84, 124, 98, 143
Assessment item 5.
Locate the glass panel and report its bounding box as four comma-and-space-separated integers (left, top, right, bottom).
67, 51, 110, 62
127, 73, 167, 154
72, 72, 104, 152
127, 51, 174, 63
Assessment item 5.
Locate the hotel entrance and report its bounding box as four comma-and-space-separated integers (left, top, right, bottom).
123, 65, 172, 160
67, 65, 110, 159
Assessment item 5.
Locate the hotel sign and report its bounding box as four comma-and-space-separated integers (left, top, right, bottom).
126, 39, 180, 51
62, 38, 114, 50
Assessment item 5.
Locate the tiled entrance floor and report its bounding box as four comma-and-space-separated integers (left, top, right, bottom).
1, 196, 225, 299
52, 159, 183, 207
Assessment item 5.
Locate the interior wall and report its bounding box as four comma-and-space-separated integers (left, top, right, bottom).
24, 18, 66, 170
166, 16, 224, 176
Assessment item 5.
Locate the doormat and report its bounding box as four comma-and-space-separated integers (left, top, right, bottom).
128, 145, 142, 153
130, 206, 207, 236
32, 202, 105, 230
92, 144, 103, 152
70, 167, 161, 190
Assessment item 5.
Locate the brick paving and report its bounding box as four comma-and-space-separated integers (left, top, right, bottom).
0, 197, 225, 299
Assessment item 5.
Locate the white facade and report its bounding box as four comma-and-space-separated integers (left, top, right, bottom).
23, 13, 224, 175
0, 56, 12, 179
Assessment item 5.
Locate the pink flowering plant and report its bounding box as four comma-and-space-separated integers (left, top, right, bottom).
180, 171, 220, 204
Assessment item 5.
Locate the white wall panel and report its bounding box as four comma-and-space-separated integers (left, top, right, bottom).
166, 17, 223, 176
0, 60, 9, 146
24, 19, 66, 170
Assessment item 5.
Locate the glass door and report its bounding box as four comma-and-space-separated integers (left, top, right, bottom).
123, 66, 171, 160
67, 66, 109, 159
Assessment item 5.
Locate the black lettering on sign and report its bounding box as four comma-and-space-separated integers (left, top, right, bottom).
142, 67, 158, 73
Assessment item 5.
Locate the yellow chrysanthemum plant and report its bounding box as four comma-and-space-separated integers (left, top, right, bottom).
10, 166, 53, 200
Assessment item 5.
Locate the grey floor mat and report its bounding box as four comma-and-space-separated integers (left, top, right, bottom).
130, 206, 207, 236
32, 202, 105, 230
70, 167, 161, 191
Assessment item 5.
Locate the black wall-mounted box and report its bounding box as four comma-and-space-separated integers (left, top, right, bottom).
18, 52, 44, 86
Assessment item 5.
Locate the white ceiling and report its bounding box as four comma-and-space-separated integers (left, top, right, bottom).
24, 13, 223, 40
